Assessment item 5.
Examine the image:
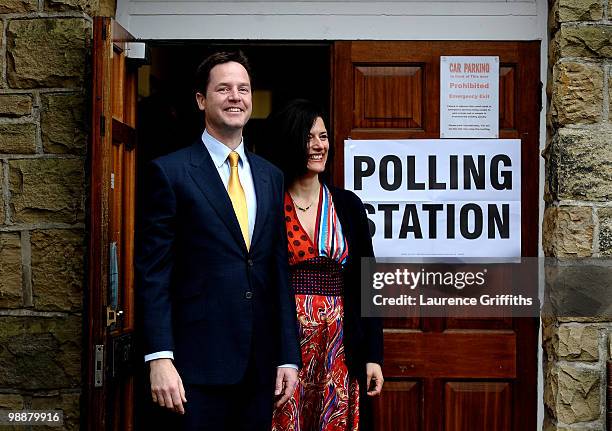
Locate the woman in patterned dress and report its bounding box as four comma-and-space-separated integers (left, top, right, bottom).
262, 99, 384, 431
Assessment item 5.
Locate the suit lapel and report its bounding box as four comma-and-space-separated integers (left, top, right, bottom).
186, 141, 248, 251
248, 153, 269, 250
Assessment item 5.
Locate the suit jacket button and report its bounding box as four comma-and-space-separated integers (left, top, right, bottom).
247, 259, 254, 266
245, 291, 253, 299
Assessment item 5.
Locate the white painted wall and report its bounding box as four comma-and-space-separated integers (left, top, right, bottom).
116, 0, 548, 429
117, 1, 542, 41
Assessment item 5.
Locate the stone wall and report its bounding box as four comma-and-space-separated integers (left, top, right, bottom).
0, 1, 99, 429
544, 0, 612, 429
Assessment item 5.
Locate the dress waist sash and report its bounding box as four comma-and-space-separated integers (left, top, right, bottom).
290, 256, 344, 296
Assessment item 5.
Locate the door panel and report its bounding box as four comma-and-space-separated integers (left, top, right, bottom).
333, 41, 539, 431
88, 17, 138, 431
499, 66, 516, 130
444, 382, 512, 431
383, 331, 516, 379
373, 381, 421, 431
354, 65, 424, 129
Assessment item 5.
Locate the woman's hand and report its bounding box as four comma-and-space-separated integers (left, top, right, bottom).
366, 362, 384, 396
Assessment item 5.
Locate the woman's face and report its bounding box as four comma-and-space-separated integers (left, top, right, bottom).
305, 117, 329, 175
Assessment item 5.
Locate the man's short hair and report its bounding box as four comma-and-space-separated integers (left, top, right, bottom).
195, 51, 253, 95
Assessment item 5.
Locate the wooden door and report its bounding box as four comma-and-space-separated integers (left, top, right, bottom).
87, 17, 139, 431
333, 41, 540, 431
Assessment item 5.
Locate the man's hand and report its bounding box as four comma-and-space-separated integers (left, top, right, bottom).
274, 367, 298, 407
366, 362, 384, 396
149, 358, 187, 414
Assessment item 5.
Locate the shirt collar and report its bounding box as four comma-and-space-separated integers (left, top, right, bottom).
201, 129, 247, 169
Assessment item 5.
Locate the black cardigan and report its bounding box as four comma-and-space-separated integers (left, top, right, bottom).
326, 184, 384, 375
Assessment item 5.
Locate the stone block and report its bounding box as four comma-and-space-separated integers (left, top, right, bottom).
609, 70, 612, 122
542, 415, 603, 431
98, 0, 115, 16
0, 124, 37, 154
0, 164, 4, 226
544, 362, 601, 423
6, 19, 91, 89
0, 0, 37, 13
543, 206, 593, 257
557, 324, 599, 360
0, 316, 81, 390
0, 233, 22, 308
545, 128, 612, 201
41, 94, 88, 155
31, 229, 84, 311
9, 159, 85, 224
542, 416, 573, 431
544, 259, 612, 321
0, 394, 26, 431
0, 22, 3, 90
558, 0, 603, 21
0, 394, 24, 410
598, 208, 612, 256
45, 0, 98, 14
542, 318, 558, 362
31, 392, 80, 431
551, 62, 603, 125
544, 364, 558, 419
553, 25, 612, 60
0, 95, 33, 118
549, 1, 560, 33
556, 363, 601, 423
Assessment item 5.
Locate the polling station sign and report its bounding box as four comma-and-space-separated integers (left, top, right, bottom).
344, 139, 521, 257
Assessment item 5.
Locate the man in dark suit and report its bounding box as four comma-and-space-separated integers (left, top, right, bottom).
136, 51, 301, 430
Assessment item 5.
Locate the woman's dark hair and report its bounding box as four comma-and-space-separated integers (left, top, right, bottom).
262, 99, 331, 186
195, 51, 253, 95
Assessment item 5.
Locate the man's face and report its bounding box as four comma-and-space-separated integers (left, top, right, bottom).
196, 61, 252, 134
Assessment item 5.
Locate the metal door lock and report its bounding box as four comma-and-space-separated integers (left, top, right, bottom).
106, 307, 124, 327
106, 306, 116, 326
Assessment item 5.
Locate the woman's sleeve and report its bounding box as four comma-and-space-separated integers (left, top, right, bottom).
354, 193, 384, 365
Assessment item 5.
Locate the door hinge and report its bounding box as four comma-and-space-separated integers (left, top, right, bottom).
94, 344, 104, 388
538, 81, 543, 113
100, 115, 105, 137
110, 173, 115, 190
126, 42, 147, 60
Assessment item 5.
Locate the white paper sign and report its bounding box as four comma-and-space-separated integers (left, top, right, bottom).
344, 139, 521, 257
440, 56, 499, 138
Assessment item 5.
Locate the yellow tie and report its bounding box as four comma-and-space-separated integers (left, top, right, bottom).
227, 151, 250, 249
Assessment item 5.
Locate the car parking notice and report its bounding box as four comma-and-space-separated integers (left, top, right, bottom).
440, 56, 499, 138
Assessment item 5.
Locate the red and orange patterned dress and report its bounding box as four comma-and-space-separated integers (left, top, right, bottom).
272, 184, 360, 431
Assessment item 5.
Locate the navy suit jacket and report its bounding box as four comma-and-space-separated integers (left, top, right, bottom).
136, 140, 301, 385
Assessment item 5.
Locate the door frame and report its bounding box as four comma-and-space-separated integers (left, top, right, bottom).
86, 17, 139, 431
86, 17, 113, 431
86, 37, 542, 430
